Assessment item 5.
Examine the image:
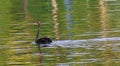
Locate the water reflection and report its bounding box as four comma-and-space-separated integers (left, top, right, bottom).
64, 0, 75, 39
0, 0, 120, 66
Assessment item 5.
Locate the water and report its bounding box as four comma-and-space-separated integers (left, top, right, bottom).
0, 0, 120, 66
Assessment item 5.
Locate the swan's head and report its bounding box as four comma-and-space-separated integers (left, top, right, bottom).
35, 21, 40, 25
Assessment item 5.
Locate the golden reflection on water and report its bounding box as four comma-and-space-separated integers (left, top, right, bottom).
99, 0, 117, 65
99, 0, 109, 38
51, 0, 60, 40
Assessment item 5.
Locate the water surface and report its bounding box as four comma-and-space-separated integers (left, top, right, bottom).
0, 0, 120, 66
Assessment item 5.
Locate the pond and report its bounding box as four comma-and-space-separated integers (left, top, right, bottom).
0, 0, 120, 66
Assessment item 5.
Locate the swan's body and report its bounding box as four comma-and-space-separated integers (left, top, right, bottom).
35, 37, 52, 47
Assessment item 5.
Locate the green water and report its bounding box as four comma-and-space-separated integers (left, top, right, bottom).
0, 0, 120, 66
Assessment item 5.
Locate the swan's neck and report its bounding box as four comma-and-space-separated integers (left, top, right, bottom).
35, 24, 40, 41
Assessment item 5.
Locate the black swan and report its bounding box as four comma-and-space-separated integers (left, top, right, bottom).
35, 21, 52, 47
